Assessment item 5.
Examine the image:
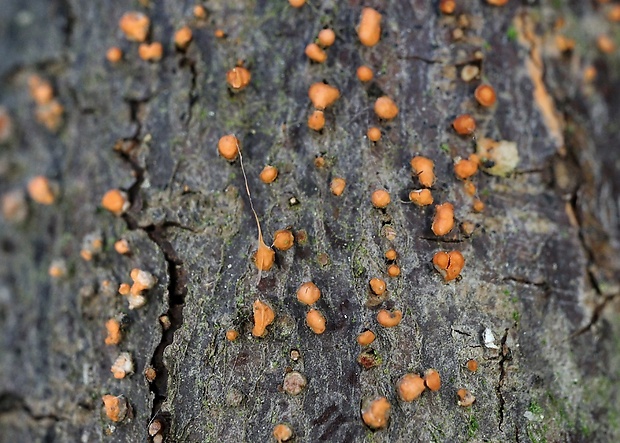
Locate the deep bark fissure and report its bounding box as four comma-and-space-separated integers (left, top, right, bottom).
495, 328, 510, 431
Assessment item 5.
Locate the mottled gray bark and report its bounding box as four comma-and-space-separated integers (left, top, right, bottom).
1, 0, 619, 442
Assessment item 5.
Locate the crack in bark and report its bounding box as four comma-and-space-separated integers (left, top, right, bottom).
114, 101, 188, 441
495, 328, 510, 432
0, 392, 62, 422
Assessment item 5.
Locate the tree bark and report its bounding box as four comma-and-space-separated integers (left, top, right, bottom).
1, 0, 619, 442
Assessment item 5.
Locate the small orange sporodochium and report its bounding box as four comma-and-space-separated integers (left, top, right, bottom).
367, 127, 381, 142
357, 330, 376, 346
306, 308, 326, 334
27, 176, 57, 205
609, 5, 620, 22
357, 65, 374, 82
106, 47, 123, 63
105, 318, 122, 345
35, 99, 64, 131
305, 43, 327, 63
118, 283, 130, 296
102, 189, 130, 216
318, 29, 336, 47
28, 75, 54, 105
254, 237, 275, 271
308, 110, 325, 131
432, 250, 465, 281
218, 134, 239, 161
409, 189, 433, 206
457, 388, 476, 407
308, 82, 340, 109
252, 299, 275, 337
396, 373, 426, 402
463, 180, 476, 196
297, 281, 321, 305
114, 239, 131, 255
214, 29, 226, 38
597, 34, 615, 54
432, 203, 455, 236
357, 7, 382, 47
410, 156, 435, 187
486, 0, 509, 5
119, 11, 150, 42
473, 199, 485, 212
387, 264, 401, 277
259, 165, 278, 184
474, 84, 497, 107
454, 157, 479, 180
193, 5, 207, 19
424, 369, 441, 391
377, 309, 402, 327
130, 268, 156, 295
330, 177, 346, 196
273, 229, 294, 251
374, 96, 399, 120
174, 26, 193, 50
314, 156, 326, 168
288, 0, 306, 7
226, 329, 239, 341
453, 114, 476, 135
466, 359, 478, 372
439, 0, 456, 14
361, 396, 390, 429
273, 423, 293, 442
371, 189, 390, 208
226, 67, 251, 90
385, 249, 397, 261
48, 260, 67, 278
369, 278, 386, 295
461, 221, 475, 236
139, 42, 163, 61
102, 395, 128, 422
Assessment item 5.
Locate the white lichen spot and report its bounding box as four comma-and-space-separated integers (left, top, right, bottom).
483, 328, 499, 349
476, 138, 519, 177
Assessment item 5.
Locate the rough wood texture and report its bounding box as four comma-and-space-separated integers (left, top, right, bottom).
1, 1, 619, 442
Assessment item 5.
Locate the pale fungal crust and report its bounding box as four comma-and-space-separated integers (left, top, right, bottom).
283, 371, 307, 395
111, 352, 134, 379
361, 396, 391, 429
476, 138, 519, 177
457, 388, 476, 407
1, 189, 28, 223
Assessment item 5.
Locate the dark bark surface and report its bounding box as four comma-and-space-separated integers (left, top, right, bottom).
1, 0, 619, 442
